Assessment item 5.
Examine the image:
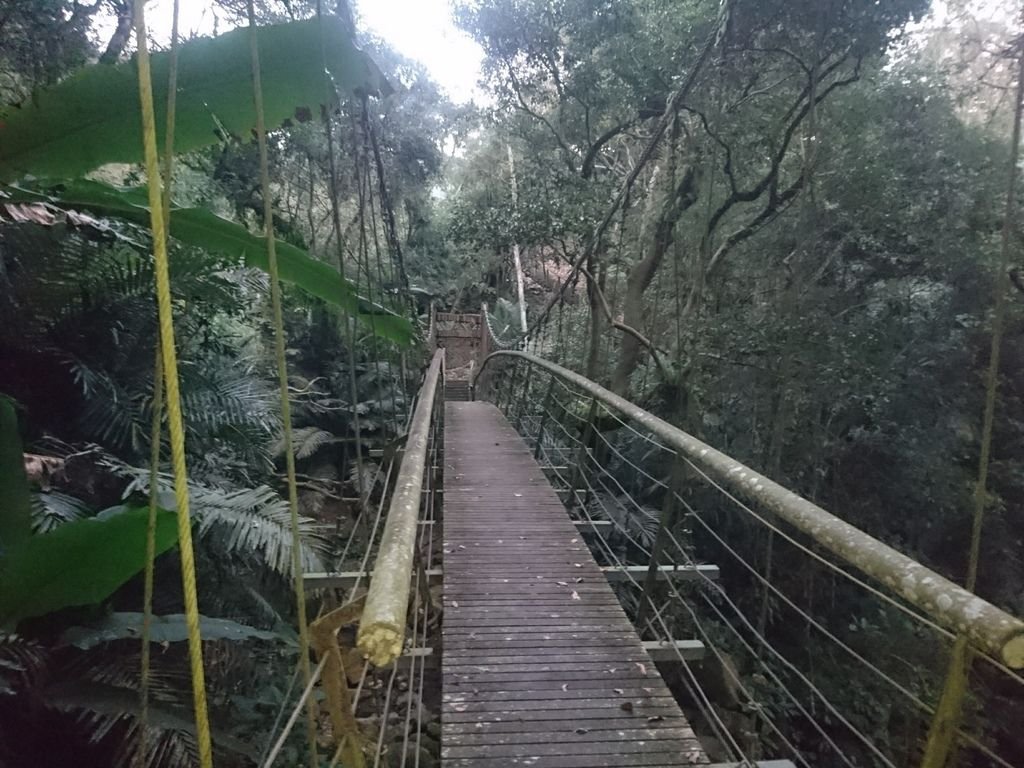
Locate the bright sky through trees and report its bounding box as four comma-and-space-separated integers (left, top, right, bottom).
102, 0, 484, 103
354, 0, 484, 102
102, 0, 1010, 107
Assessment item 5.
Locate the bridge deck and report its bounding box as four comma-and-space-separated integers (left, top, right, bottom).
441, 401, 706, 767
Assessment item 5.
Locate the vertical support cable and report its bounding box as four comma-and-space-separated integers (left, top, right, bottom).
514, 365, 534, 431
138, 4, 180, 763
921, 26, 1024, 768
498, 360, 520, 414
245, 4, 319, 765
315, 0, 366, 502
130, 2, 212, 765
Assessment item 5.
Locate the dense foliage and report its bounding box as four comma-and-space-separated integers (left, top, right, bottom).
0, 0, 1021, 766
442, 0, 1023, 765
0, 3, 444, 765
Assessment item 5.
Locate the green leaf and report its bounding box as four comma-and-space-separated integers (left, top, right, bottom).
3, 180, 414, 345
0, 505, 178, 627
61, 612, 288, 650
0, 397, 31, 556
0, 16, 390, 181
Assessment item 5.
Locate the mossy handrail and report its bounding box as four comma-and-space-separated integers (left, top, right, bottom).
474, 350, 1024, 669
357, 348, 444, 666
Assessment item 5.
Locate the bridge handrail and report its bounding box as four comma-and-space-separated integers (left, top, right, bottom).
481, 301, 525, 350
474, 349, 1024, 668
356, 348, 444, 665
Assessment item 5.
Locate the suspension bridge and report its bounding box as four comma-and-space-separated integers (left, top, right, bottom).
287, 309, 1024, 768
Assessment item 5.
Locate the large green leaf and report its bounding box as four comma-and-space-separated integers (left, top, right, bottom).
0, 16, 389, 181
0, 397, 31, 555
3, 180, 414, 345
61, 612, 288, 650
0, 505, 178, 627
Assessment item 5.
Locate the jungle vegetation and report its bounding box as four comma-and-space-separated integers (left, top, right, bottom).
0, 0, 1021, 766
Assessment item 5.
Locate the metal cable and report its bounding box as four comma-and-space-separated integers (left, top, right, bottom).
530, 381, 901, 767
540, 419, 874, 768
529, 374, 1018, 767
529, 437, 750, 763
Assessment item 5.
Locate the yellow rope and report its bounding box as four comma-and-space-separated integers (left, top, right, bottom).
138, 4, 180, 764
245, 3, 319, 765
920, 25, 1024, 768
132, 3, 213, 766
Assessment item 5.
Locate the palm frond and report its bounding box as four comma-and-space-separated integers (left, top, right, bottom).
270, 426, 336, 459
30, 490, 91, 533
190, 484, 328, 578
0, 632, 48, 695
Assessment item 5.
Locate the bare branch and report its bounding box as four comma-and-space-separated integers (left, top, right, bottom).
706, 173, 804, 277
505, 58, 578, 174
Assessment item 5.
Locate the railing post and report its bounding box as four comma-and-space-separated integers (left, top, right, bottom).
497, 360, 520, 415
514, 364, 534, 432
533, 377, 557, 461
566, 397, 598, 511
636, 457, 683, 631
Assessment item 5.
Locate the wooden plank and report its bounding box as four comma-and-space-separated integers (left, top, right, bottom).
443, 755, 698, 768
308, 563, 718, 589
441, 717, 687, 735
603, 564, 720, 582
644, 639, 706, 662
304, 568, 442, 589
442, 704, 685, 723
443, 727, 697, 748
442, 738, 702, 760
441, 401, 705, 766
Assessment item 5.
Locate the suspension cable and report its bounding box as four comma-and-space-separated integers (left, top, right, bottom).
525, 367, 1020, 766
131, 2, 213, 765
244, 4, 319, 763
138, 1, 180, 763
535, 390, 890, 767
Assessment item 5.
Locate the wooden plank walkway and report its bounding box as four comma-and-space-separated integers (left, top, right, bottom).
441, 401, 706, 767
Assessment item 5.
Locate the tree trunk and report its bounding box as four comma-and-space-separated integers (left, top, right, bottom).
610, 165, 698, 396
99, 1, 134, 65
507, 145, 529, 334
585, 252, 606, 381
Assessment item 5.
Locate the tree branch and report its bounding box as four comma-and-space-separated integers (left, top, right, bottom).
554, 243, 671, 381
99, 0, 134, 64
707, 54, 861, 235
581, 120, 636, 179
705, 173, 804, 278
528, 8, 727, 336
505, 58, 578, 174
